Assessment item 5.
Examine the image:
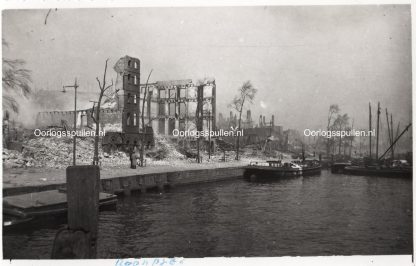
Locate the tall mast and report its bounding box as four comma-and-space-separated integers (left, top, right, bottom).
369, 102, 372, 159
379, 123, 412, 160
390, 114, 394, 160
386, 109, 392, 149
376, 102, 380, 160
349, 119, 354, 157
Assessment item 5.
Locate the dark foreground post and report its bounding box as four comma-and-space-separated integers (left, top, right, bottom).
52, 165, 100, 259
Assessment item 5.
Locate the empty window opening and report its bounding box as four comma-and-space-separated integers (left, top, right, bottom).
126, 113, 131, 126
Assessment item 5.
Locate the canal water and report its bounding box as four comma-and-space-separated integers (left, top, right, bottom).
3, 170, 412, 258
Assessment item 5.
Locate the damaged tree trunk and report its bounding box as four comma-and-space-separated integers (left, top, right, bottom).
140, 69, 153, 167
92, 59, 113, 165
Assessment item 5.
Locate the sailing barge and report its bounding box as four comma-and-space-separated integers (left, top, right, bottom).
244, 160, 321, 180
331, 103, 412, 178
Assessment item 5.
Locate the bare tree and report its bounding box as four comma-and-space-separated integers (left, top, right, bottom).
139, 69, 153, 167
229, 81, 257, 160
333, 113, 349, 156
91, 59, 113, 165
326, 104, 339, 157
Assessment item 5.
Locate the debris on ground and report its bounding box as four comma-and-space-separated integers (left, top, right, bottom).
3, 131, 295, 169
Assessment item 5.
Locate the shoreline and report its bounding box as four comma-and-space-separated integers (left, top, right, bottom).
3, 161, 248, 196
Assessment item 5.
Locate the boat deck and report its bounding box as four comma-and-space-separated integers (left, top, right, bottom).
3, 190, 117, 218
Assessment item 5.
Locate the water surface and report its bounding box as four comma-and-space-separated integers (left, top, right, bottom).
3, 170, 412, 258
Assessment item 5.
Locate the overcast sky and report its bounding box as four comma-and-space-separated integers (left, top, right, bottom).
2, 5, 412, 132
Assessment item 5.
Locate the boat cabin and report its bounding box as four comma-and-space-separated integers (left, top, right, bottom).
266, 160, 282, 167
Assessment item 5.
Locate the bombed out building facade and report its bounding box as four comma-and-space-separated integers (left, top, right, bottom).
35, 55, 216, 148
34, 55, 301, 153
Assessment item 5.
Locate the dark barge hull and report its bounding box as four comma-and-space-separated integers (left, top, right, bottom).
3, 190, 117, 228
244, 166, 321, 179
331, 163, 352, 174
343, 166, 412, 178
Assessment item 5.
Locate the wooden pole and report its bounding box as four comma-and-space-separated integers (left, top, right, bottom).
73, 81, 77, 165
208, 110, 211, 159
63, 79, 79, 165
52, 165, 99, 258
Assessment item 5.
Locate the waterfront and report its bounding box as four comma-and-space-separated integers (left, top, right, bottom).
3, 170, 412, 258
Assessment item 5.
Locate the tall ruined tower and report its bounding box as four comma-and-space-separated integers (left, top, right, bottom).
114, 55, 140, 134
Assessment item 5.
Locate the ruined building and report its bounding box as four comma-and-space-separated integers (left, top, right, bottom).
35, 55, 216, 139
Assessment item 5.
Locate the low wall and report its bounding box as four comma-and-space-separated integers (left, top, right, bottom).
3, 167, 245, 196
100, 167, 244, 194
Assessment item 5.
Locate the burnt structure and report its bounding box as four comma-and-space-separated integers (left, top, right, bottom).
35, 55, 216, 151
217, 110, 286, 152
146, 79, 216, 135
102, 56, 154, 152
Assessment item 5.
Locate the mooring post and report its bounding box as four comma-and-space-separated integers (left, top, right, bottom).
51, 165, 100, 259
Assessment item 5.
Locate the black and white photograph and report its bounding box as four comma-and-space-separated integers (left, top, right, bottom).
1, 1, 413, 265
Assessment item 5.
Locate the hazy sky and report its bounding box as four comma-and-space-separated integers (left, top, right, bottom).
2, 5, 412, 132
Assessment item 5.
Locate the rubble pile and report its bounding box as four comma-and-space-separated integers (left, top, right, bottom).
3, 134, 190, 169
3, 136, 129, 169
3, 132, 287, 169
149, 134, 187, 161
3, 149, 34, 168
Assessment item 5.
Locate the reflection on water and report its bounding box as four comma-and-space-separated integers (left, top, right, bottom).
3, 170, 412, 258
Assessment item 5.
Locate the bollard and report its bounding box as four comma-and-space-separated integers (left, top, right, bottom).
52, 165, 99, 259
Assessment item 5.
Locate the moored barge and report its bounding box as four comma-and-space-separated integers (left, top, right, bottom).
343, 165, 412, 178
3, 190, 118, 228
244, 160, 321, 180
